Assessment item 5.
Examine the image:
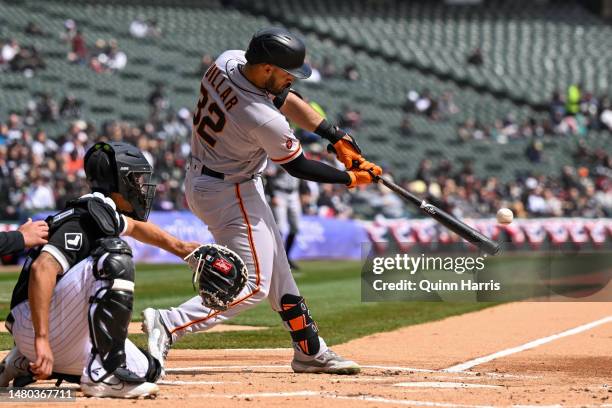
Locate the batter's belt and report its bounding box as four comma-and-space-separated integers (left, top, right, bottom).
187, 157, 260, 183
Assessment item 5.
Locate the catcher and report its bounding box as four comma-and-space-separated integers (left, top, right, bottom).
0, 142, 203, 398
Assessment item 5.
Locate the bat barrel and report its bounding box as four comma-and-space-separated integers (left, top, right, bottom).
374, 173, 501, 256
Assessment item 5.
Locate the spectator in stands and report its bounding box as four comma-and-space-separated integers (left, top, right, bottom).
1, 39, 19, 66
69, 29, 88, 64
343, 64, 359, 81
600, 98, 612, 131
549, 90, 566, 124
129, 18, 162, 39
148, 83, 169, 120
6, 113, 23, 141
378, 175, 405, 218
466, 47, 483, 66
10, 45, 46, 76
399, 115, 413, 136
415, 159, 434, 184
543, 189, 563, 217
565, 83, 581, 115
60, 94, 83, 118
0, 123, 8, 145
60, 19, 77, 43
63, 147, 84, 176
321, 56, 336, 78
403, 89, 419, 113
457, 118, 487, 142
416, 89, 441, 120
102, 39, 127, 71
303, 59, 322, 83
317, 184, 351, 218
23, 101, 39, 128
25, 22, 45, 37
23, 175, 55, 212
580, 92, 599, 125
437, 91, 459, 119
337, 106, 362, 132
89, 41, 106, 73
35, 93, 59, 123
31, 130, 57, 161
129, 18, 149, 38
199, 54, 214, 76
525, 140, 543, 163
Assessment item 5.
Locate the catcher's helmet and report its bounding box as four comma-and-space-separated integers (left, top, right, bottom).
84, 142, 156, 221
245, 27, 311, 79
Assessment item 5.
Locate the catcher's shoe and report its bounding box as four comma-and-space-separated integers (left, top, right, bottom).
291, 349, 360, 375
141, 308, 171, 371
81, 375, 159, 399
0, 346, 30, 386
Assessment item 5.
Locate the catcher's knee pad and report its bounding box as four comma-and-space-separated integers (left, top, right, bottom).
88, 238, 135, 379
279, 294, 320, 356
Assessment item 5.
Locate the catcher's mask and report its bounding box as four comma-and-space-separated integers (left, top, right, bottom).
84, 141, 156, 221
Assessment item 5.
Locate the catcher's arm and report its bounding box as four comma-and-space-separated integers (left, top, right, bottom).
123, 217, 200, 259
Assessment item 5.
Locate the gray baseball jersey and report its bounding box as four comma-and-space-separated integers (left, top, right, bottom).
158, 49, 333, 362
190, 50, 302, 180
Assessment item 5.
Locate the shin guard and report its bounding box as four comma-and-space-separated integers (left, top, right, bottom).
279, 294, 320, 356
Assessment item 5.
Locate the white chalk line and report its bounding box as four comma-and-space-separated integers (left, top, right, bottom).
180, 390, 494, 407
394, 381, 501, 389
165, 364, 290, 373
362, 365, 536, 379
158, 380, 241, 385
445, 315, 612, 372
175, 390, 569, 408
199, 347, 292, 352
166, 364, 538, 379
362, 364, 440, 373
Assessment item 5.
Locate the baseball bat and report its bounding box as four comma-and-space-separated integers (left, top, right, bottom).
368, 170, 501, 255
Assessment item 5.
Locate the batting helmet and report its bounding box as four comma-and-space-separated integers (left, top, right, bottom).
84, 142, 156, 221
245, 27, 312, 79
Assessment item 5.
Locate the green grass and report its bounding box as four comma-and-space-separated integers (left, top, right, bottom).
0, 261, 495, 350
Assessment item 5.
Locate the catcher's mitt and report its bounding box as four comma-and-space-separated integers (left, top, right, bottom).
185, 244, 248, 311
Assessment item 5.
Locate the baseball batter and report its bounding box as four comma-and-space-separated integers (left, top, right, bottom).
143, 27, 382, 374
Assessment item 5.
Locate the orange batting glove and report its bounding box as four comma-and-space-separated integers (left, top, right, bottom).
346, 169, 376, 188
357, 159, 383, 177
331, 133, 364, 170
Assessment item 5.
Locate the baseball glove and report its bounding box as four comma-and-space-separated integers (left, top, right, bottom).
185, 244, 248, 311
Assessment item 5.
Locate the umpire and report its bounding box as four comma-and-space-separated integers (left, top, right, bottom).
0, 219, 48, 255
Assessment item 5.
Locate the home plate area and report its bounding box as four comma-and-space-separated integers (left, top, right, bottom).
3, 302, 611, 407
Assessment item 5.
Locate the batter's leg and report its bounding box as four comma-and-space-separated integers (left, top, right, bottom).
158, 179, 277, 341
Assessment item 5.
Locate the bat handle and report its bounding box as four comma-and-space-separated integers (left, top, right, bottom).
366, 168, 382, 183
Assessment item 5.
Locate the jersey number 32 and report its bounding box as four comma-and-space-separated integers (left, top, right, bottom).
193, 83, 226, 147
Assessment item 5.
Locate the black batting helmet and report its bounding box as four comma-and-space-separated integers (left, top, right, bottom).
245, 27, 311, 79
84, 142, 156, 221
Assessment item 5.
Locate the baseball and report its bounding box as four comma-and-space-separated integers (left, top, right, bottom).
496, 208, 514, 224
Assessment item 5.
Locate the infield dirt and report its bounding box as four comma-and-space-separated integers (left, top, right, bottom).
3, 302, 610, 407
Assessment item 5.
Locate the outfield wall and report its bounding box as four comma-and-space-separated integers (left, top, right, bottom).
2, 212, 611, 263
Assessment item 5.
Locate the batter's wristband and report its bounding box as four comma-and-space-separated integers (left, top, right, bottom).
315, 119, 344, 144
